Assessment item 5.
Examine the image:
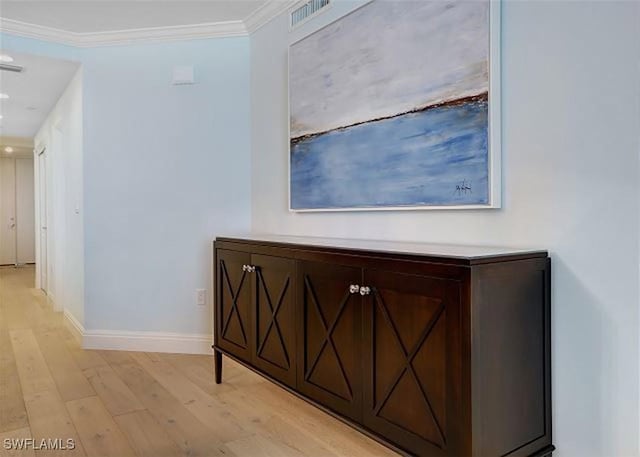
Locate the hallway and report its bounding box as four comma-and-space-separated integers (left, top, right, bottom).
0, 266, 394, 457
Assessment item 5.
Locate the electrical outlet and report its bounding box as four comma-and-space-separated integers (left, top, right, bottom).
196, 289, 206, 306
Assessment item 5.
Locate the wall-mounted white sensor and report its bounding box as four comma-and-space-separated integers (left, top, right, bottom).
172, 66, 194, 85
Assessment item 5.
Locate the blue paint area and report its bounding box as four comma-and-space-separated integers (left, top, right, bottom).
290, 100, 489, 209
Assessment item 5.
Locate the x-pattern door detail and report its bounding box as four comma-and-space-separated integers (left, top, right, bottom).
221, 261, 248, 345
304, 277, 353, 400
216, 250, 252, 362
256, 271, 290, 368
363, 268, 457, 456
373, 288, 446, 446
252, 254, 296, 387
297, 260, 362, 421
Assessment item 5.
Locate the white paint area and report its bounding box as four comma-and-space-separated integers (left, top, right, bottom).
0, 51, 79, 138
34, 68, 84, 322
80, 38, 251, 336
290, 0, 488, 137
251, 1, 640, 455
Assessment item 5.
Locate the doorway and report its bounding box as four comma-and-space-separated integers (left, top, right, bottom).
0, 157, 17, 265
1, 52, 81, 305
0, 156, 35, 267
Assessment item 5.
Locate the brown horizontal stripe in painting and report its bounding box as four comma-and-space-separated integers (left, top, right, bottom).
290, 92, 489, 145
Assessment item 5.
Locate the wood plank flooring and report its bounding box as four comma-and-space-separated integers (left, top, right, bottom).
0, 266, 397, 457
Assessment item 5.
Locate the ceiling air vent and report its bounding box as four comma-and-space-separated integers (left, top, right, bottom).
290, 0, 331, 29
0, 64, 24, 73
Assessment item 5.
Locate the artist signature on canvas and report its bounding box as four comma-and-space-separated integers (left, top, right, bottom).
454, 180, 472, 195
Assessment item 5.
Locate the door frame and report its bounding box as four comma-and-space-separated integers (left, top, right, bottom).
15, 157, 36, 266
35, 146, 48, 293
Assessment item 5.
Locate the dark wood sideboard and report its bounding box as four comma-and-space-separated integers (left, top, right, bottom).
212, 235, 554, 457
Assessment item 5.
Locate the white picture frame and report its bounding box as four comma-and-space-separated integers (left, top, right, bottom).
288, 0, 501, 212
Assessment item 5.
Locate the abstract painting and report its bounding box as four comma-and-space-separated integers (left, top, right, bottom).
289, 0, 500, 211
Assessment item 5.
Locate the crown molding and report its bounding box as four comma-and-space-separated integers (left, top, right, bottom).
0, 17, 248, 47
244, 0, 298, 34
81, 21, 248, 46
0, 0, 297, 47
0, 18, 76, 46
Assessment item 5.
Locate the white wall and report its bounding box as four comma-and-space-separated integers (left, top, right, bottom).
34, 68, 84, 323
1, 33, 253, 349
250, 1, 640, 455
81, 38, 252, 338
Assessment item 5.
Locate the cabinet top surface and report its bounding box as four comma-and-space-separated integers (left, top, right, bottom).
215, 233, 547, 262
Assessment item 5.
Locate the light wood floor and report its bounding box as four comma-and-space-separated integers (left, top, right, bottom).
0, 266, 396, 457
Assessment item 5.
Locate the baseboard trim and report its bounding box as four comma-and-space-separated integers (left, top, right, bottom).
63, 310, 84, 344
83, 329, 213, 355
48, 292, 62, 312
62, 309, 212, 354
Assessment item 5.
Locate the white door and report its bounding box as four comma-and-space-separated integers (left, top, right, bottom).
38, 152, 48, 291
16, 158, 35, 264
0, 158, 17, 265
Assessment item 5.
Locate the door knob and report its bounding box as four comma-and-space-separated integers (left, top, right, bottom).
359, 286, 371, 296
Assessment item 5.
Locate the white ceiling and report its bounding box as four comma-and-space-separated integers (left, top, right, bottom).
0, 1, 268, 33
0, 51, 80, 138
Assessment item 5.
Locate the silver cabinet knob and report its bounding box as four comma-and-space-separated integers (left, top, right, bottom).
242, 265, 248, 272
360, 286, 371, 296
349, 284, 360, 294
244, 265, 256, 273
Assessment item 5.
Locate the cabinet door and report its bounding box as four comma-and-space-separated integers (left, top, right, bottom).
251, 254, 296, 387
297, 260, 363, 421
216, 249, 252, 363
362, 269, 463, 457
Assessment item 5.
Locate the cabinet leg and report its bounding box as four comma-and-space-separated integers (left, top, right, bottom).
214, 348, 222, 384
